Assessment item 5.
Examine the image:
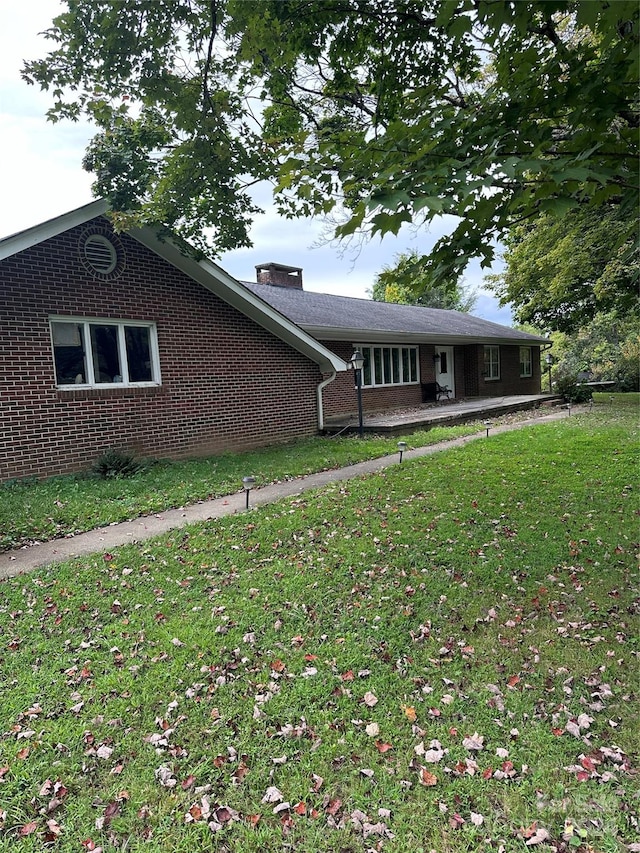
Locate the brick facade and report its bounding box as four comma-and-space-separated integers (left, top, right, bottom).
0, 219, 324, 482
319, 341, 541, 419
1, 215, 543, 482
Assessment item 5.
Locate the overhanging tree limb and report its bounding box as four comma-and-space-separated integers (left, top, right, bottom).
22, 0, 639, 283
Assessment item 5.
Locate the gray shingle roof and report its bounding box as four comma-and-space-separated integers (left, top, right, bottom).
242, 283, 548, 346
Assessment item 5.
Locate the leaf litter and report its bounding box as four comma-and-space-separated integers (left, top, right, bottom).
0, 412, 638, 850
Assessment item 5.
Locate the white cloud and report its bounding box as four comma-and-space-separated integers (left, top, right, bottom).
0, 0, 511, 325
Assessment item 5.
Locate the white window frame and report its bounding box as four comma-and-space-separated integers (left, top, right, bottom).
483, 345, 500, 381
519, 346, 532, 378
358, 344, 420, 388
50, 316, 161, 388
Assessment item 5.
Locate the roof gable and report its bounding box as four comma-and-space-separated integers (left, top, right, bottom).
0, 203, 347, 375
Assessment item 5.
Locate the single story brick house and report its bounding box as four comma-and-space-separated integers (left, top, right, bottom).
245, 264, 548, 421
0, 201, 548, 482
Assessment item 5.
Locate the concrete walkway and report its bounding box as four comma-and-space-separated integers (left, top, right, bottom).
0, 407, 572, 580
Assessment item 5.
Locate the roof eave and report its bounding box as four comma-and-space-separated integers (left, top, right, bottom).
0, 199, 109, 261
301, 325, 549, 346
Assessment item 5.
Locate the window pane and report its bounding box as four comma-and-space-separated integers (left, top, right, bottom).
374, 348, 383, 384
519, 347, 531, 376
382, 348, 391, 384
90, 324, 121, 383
484, 345, 499, 379
392, 349, 400, 383
401, 348, 409, 382
52, 322, 86, 385
125, 326, 153, 382
362, 347, 371, 386
409, 349, 417, 382
439, 352, 447, 374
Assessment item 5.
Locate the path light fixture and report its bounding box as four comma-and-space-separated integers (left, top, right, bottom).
484, 420, 492, 437
350, 350, 365, 439
567, 401, 571, 417
397, 441, 407, 463
242, 476, 256, 510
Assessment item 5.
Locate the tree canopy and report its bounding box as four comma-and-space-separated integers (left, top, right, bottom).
371, 251, 477, 311
487, 206, 639, 334
549, 312, 640, 391
24, 0, 639, 280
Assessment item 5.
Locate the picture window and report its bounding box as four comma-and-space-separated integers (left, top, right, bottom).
50, 318, 159, 388
360, 345, 419, 387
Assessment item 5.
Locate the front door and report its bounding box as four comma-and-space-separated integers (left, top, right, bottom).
435, 346, 455, 397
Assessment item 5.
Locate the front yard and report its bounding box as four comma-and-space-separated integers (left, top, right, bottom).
0, 398, 637, 851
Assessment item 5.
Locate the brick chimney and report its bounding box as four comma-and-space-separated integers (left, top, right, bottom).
255, 262, 303, 289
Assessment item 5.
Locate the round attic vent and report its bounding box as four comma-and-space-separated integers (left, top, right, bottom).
84, 234, 117, 274
78, 226, 125, 280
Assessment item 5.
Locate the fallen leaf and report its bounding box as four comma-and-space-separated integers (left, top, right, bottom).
418, 768, 438, 787
310, 773, 324, 792
325, 798, 342, 815
261, 786, 283, 804
525, 827, 550, 846
462, 732, 485, 751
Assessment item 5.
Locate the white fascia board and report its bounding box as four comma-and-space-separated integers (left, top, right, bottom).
303, 326, 550, 346
0, 200, 108, 261
130, 227, 348, 375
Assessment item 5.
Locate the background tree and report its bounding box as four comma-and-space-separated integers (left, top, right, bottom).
24, 0, 638, 284
487, 206, 639, 334
370, 251, 477, 311
549, 315, 639, 393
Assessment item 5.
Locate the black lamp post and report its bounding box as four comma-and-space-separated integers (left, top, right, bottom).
350, 350, 365, 438
545, 352, 553, 392
397, 441, 407, 463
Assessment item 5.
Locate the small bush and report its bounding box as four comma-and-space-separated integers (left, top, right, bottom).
554, 371, 593, 403
91, 448, 143, 479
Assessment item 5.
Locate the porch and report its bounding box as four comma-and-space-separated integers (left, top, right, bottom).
323, 394, 564, 436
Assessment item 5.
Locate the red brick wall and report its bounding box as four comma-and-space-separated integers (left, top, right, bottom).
320, 341, 426, 417
468, 344, 542, 396
0, 218, 323, 482
318, 341, 541, 418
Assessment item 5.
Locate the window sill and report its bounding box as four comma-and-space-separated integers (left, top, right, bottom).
362, 381, 420, 390
56, 384, 163, 400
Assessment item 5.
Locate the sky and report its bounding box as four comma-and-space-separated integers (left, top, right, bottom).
0, 0, 512, 325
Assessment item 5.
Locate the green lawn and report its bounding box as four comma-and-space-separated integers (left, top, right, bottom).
0, 421, 495, 552
0, 399, 637, 851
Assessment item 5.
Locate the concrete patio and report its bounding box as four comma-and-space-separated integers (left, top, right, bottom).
325, 394, 564, 435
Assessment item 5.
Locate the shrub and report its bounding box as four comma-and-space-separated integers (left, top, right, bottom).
553, 371, 593, 403
91, 448, 143, 479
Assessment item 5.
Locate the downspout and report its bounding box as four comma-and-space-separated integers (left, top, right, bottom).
316, 370, 337, 432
